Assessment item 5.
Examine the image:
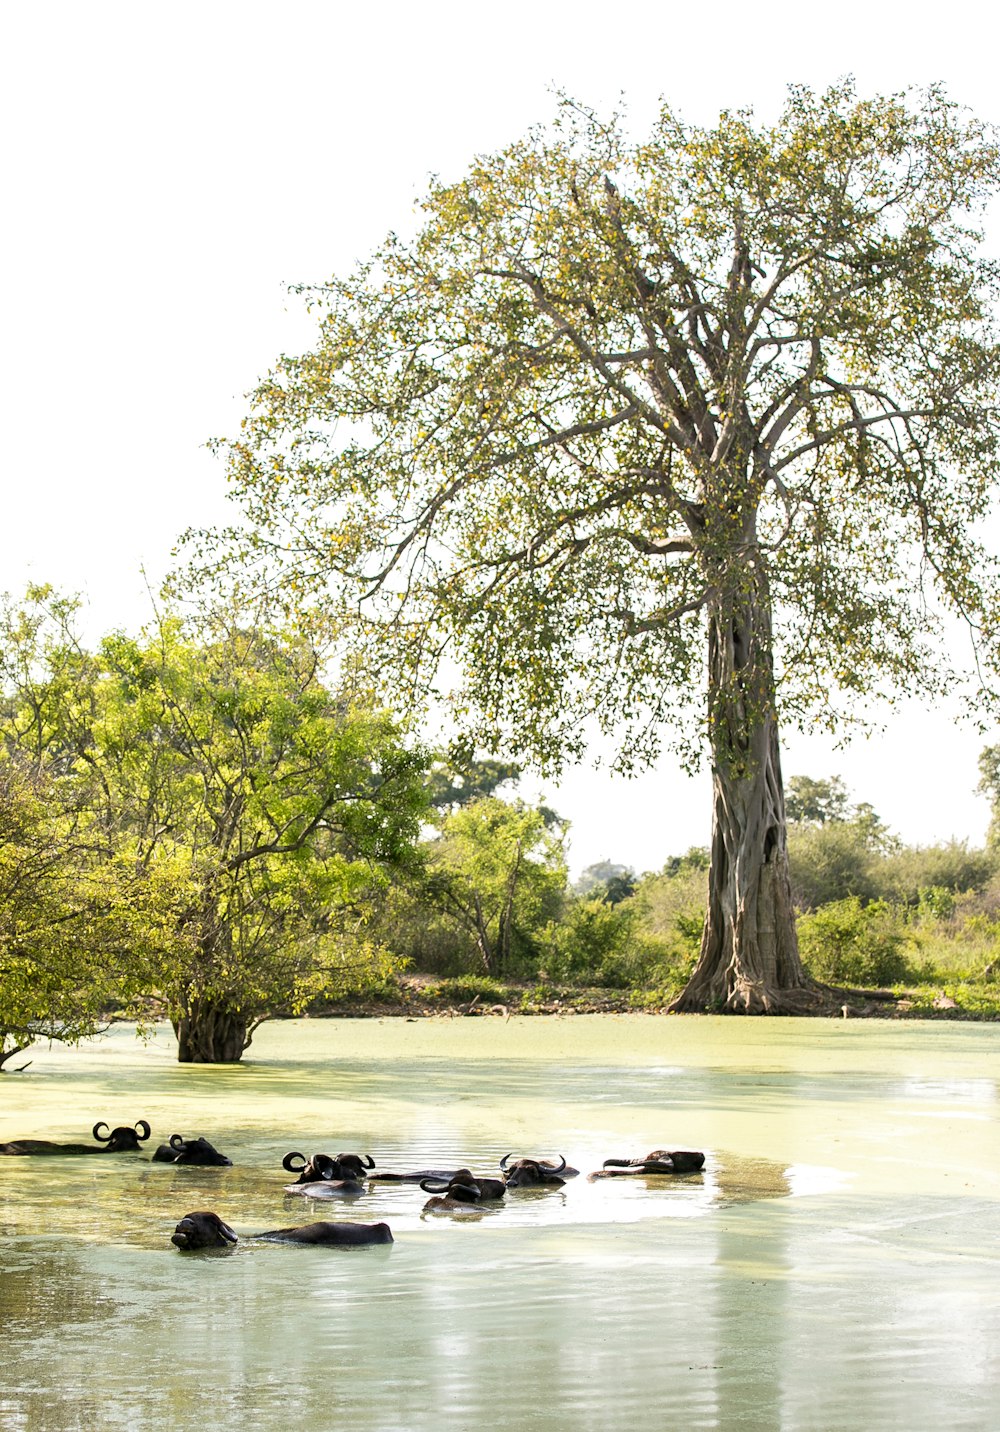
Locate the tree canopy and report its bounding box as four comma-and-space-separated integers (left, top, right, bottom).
193, 81, 1000, 1012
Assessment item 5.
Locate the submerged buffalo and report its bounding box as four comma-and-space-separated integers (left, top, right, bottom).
369, 1167, 464, 1183
591, 1149, 706, 1178
152, 1134, 232, 1166
281, 1152, 369, 1197
171, 1211, 238, 1249
170, 1210, 392, 1250
420, 1169, 506, 1208
500, 1154, 576, 1187
1, 1121, 152, 1156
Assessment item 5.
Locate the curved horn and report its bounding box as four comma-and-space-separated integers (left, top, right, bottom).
499, 1153, 514, 1171
217, 1218, 238, 1244
92, 1122, 111, 1144
169, 1134, 187, 1151
282, 1152, 308, 1173
602, 1158, 630, 1168
134, 1121, 151, 1143
362, 1153, 375, 1169
546, 1155, 567, 1175
420, 1178, 450, 1193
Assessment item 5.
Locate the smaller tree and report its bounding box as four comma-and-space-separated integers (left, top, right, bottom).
785, 776, 852, 826
416, 797, 566, 975
94, 617, 428, 1061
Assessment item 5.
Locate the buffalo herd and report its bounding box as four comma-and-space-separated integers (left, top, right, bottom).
1, 1118, 706, 1252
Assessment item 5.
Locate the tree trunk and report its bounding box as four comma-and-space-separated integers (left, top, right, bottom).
172, 999, 252, 1063
670, 561, 819, 1014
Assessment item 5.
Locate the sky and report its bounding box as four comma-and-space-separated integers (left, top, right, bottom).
1, 0, 997, 875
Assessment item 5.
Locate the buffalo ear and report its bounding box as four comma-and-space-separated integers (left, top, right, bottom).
311, 1154, 338, 1180
216, 1218, 238, 1244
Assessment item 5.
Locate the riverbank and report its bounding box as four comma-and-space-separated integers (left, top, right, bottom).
326, 974, 1000, 1021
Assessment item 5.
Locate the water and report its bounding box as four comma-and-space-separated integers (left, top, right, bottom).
1, 1015, 998, 1430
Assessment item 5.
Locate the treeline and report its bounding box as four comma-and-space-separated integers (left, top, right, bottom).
4, 589, 999, 1069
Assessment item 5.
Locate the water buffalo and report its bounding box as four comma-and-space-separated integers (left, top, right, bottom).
282, 1151, 374, 1183
152, 1134, 232, 1166
1, 1121, 152, 1156
420, 1169, 506, 1205
171, 1211, 238, 1250
500, 1154, 577, 1187
591, 1148, 706, 1178
281, 1151, 368, 1197
369, 1167, 464, 1183
170, 1211, 392, 1249
257, 1221, 393, 1246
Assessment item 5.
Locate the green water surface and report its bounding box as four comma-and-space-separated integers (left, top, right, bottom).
1, 1015, 997, 1430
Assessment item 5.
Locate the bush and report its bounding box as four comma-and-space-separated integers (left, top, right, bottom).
797, 897, 913, 986
870, 842, 996, 905
423, 974, 513, 1004
788, 821, 880, 910
539, 897, 691, 990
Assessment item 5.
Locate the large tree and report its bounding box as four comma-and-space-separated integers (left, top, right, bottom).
199, 83, 1000, 1012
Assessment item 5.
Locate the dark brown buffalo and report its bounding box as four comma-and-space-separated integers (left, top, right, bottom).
257, 1221, 393, 1246
281, 1151, 367, 1197
591, 1148, 706, 1178
152, 1134, 233, 1166
369, 1167, 464, 1183
500, 1154, 576, 1187
1, 1121, 152, 1156
170, 1211, 392, 1249
171, 1211, 238, 1250
420, 1169, 506, 1204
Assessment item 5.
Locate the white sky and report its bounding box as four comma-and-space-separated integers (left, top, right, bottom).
1, 0, 997, 875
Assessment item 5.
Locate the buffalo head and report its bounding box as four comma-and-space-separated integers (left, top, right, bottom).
281, 1151, 374, 1184
153, 1134, 233, 1166
420, 1169, 506, 1203
171, 1211, 238, 1250
92, 1121, 151, 1152
500, 1154, 572, 1188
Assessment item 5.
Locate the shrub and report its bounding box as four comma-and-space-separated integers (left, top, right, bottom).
797, 897, 913, 986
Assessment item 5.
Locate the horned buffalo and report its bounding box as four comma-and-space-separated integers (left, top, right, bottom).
500, 1154, 576, 1187
1, 1121, 152, 1156
170, 1211, 392, 1249
152, 1134, 232, 1166
591, 1149, 706, 1178
420, 1169, 506, 1207
281, 1151, 368, 1197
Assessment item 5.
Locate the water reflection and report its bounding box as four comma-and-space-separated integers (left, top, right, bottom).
3, 1017, 1000, 1430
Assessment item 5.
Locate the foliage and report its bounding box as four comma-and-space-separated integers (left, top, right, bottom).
539, 896, 679, 989
426, 754, 522, 810
0, 759, 184, 1069
785, 775, 852, 825
412, 797, 566, 976
787, 819, 882, 910
190, 81, 1000, 1011
797, 897, 913, 986
977, 744, 1000, 850
0, 589, 428, 1061
574, 860, 637, 902
871, 841, 996, 905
